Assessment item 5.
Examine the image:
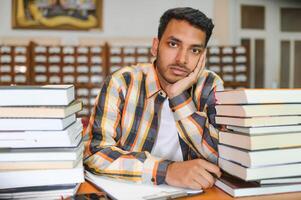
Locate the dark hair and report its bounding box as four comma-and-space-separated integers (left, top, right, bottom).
158, 7, 214, 46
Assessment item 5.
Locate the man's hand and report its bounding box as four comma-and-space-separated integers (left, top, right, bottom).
163, 50, 207, 98
165, 159, 222, 190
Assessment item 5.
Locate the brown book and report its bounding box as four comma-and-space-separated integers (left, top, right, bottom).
215, 172, 301, 197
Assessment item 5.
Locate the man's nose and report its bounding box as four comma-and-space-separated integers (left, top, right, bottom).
175, 48, 188, 65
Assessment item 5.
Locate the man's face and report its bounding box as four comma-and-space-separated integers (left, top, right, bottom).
152, 19, 206, 84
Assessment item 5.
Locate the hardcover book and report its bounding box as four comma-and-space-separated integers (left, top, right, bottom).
0, 162, 84, 189
0, 114, 76, 131
218, 158, 301, 181
218, 130, 301, 150
216, 104, 301, 117
226, 125, 301, 134
215, 115, 301, 127
215, 89, 301, 105
0, 100, 82, 118
0, 85, 74, 106
215, 172, 301, 197
218, 144, 301, 167
0, 119, 82, 148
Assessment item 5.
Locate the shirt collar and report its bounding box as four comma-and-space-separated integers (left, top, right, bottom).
145, 62, 162, 98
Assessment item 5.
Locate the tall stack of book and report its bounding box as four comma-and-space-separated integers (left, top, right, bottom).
0, 85, 84, 199
214, 89, 301, 197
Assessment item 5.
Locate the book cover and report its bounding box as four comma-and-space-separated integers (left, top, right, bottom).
216, 104, 301, 117
219, 130, 301, 150
0, 100, 82, 118
215, 172, 301, 197
0, 184, 79, 200
0, 156, 82, 170
215, 89, 301, 105
0, 119, 82, 148
226, 124, 301, 134
0, 85, 74, 106
218, 144, 301, 167
0, 162, 84, 189
215, 115, 301, 127
258, 176, 301, 185
0, 142, 83, 162
0, 114, 76, 131
218, 157, 301, 181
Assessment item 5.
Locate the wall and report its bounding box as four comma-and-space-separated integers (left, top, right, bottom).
0, 0, 215, 45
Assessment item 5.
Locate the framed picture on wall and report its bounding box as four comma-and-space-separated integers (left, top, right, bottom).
12, 0, 103, 30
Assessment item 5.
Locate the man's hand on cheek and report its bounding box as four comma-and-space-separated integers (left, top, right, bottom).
163, 50, 207, 98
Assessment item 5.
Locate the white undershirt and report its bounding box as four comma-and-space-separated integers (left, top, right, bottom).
151, 99, 183, 161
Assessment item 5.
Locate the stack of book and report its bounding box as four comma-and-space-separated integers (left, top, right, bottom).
0, 85, 84, 199
214, 89, 301, 197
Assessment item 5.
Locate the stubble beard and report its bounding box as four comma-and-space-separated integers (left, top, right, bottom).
155, 54, 177, 86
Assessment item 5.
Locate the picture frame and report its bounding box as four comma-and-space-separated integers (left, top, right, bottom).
12, 0, 103, 30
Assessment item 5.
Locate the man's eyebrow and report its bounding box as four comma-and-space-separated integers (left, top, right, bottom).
191, 44, 205, 49
168, 36, 205, 49
168, 36, 182, 43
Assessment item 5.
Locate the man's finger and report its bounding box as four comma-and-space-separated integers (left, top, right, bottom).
193, 174, 211, 189
198, 168, 216, 187
197, 159, 222, 177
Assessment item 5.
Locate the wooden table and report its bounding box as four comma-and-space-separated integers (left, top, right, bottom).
78, 181, 301, 200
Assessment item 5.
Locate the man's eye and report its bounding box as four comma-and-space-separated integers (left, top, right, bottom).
191, 48, 201, 54
168, 42, 178, 48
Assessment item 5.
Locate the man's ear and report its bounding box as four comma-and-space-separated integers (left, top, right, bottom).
151, 38, 159, 57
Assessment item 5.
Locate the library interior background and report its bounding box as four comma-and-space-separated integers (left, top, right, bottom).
0, 0, 300, 120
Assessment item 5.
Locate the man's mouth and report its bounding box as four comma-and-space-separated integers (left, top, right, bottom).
169, 66, 189, 76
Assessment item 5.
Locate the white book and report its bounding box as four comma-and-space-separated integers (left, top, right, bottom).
219, 130, 301, 150
218, 157, 301, 181
0, 100, 82, 118
216, 89, 301, 104
0, 184, 79, 200
0, 119, 82, 148
0, 114, 76, 131
258, 177, 301, 185
0, 162, 84, 189
218, 144, 301, 167
0, 142, 83, 162
85, 171, 202, 200
215, 173, 301, 197
226, 125, 301, 134
0, 85, 74, 106
215, 115, 301, 127
215, 104, 301, 117
0, 156, 82, 170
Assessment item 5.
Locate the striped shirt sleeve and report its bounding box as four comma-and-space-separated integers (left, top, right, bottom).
169, 71, 224, 164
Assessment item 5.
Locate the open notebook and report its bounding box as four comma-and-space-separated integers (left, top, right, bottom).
85, 171, 202, 200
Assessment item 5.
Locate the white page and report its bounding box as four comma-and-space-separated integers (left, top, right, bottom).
85, 171, 202, 200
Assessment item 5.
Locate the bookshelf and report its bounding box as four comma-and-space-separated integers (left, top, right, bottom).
207, 46, 250, 89
0, 42, 250, 119
0, 45, 30, 85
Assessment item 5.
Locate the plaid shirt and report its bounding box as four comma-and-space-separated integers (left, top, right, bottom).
83, 63, 224, 185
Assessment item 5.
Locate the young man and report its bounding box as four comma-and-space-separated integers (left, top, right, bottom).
84, 7, 223, 190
